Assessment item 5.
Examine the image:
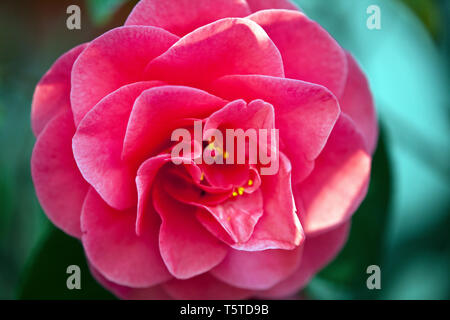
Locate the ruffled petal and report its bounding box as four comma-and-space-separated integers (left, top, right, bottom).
145, 18, 284, 89
125, 0, 251, 36
246, 0, 300, 12
122, 85, 226, 163
31, 109, 88, 238
231, 153, 304, 251
200, 99, 275, 188
197, 189, 264, 244
153, 188, 228, 279
136, 154, 200, 235
81, 189, 172, 288
163, 170, 232, 206
212, 75, 340, 183
200, 163, 250, 189
136, 154, 173, 235
71, 26, 179, 126
163, 273, 252, 300
340, 52, 378, 154
73, 81, 163, 210
31, 44, 87, 136
296, 114, 371, 235
211, 245, 303, 290
204, 99, 275, 133
248, 9, 347, 97
258, 222, 350, 298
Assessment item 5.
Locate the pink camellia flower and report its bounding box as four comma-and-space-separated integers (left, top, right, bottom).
31, 0, 377, 299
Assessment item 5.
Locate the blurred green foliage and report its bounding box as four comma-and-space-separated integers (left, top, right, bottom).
86, 0, 129, 25
0, 0, 100, 299
399, 0, 445, 41
17, 225, 115, 299
0, 0, 448, 299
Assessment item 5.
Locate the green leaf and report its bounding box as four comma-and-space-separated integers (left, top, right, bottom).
86, 0, 129, 26
306, 126, 392, 299
17, 225, 116, 299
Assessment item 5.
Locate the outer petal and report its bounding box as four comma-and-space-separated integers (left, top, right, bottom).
122, 85, 226, 163
211, 245, 303, 290
163, 273, 252, 300
145, 18, 284, 89
31, 109, 88, 238
258, 222, 350, 298
212, 75, 340, 183
248, 9, 347, 97
81, 189, 172, 288
153, 188, 228, 279
71, 26, 179, 126
89, 264, 171, 300
232, 153, 304, 251
246, 0, 300, 12
31, 44, 87, 136
125, 0, 251, 37
73, 81, 163, 211
296, 114, 371, 235
340, 52, 378, 154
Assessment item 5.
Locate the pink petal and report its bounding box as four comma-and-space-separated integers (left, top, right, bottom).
145, 18, 284, 89
153, 187, 228, 279
258, 222, 350, 298
31, 44, 87, 136
71, 26, 179, 126
125, 0, 251, 36
246, 0, 300, 12
249, 9, 348, 97
232, 153, 304, 251
204, 99, 275, 133
296, 114, 371, 235
200, 99, 275, 188
340, 52, 378, 154
81, 189, 172, 288
88, 263, 171, 300
197, 189, 264, 244
122, 85, 227, 163
73, 81, 163, 211
163, 273, 253, 299
163, 170, 232, 206
31, 109, 88, 238
200, 163, 250, 189
212, 75, 340, 183
211, 245, 303, 290
195, 209, 235, 245
136, 155, 206, 235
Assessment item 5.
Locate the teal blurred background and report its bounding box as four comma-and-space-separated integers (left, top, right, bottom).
0, 0, 448, 299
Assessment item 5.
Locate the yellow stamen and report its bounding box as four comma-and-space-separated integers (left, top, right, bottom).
200, 172, 204, 181
248, 179, 253, 186
208, 142, 215, 150
238, 187, 245, 195
223, 151, 229, 159
232, 191, 238, 197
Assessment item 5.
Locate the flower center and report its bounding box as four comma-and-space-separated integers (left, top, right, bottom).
231, 180, 253, 197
